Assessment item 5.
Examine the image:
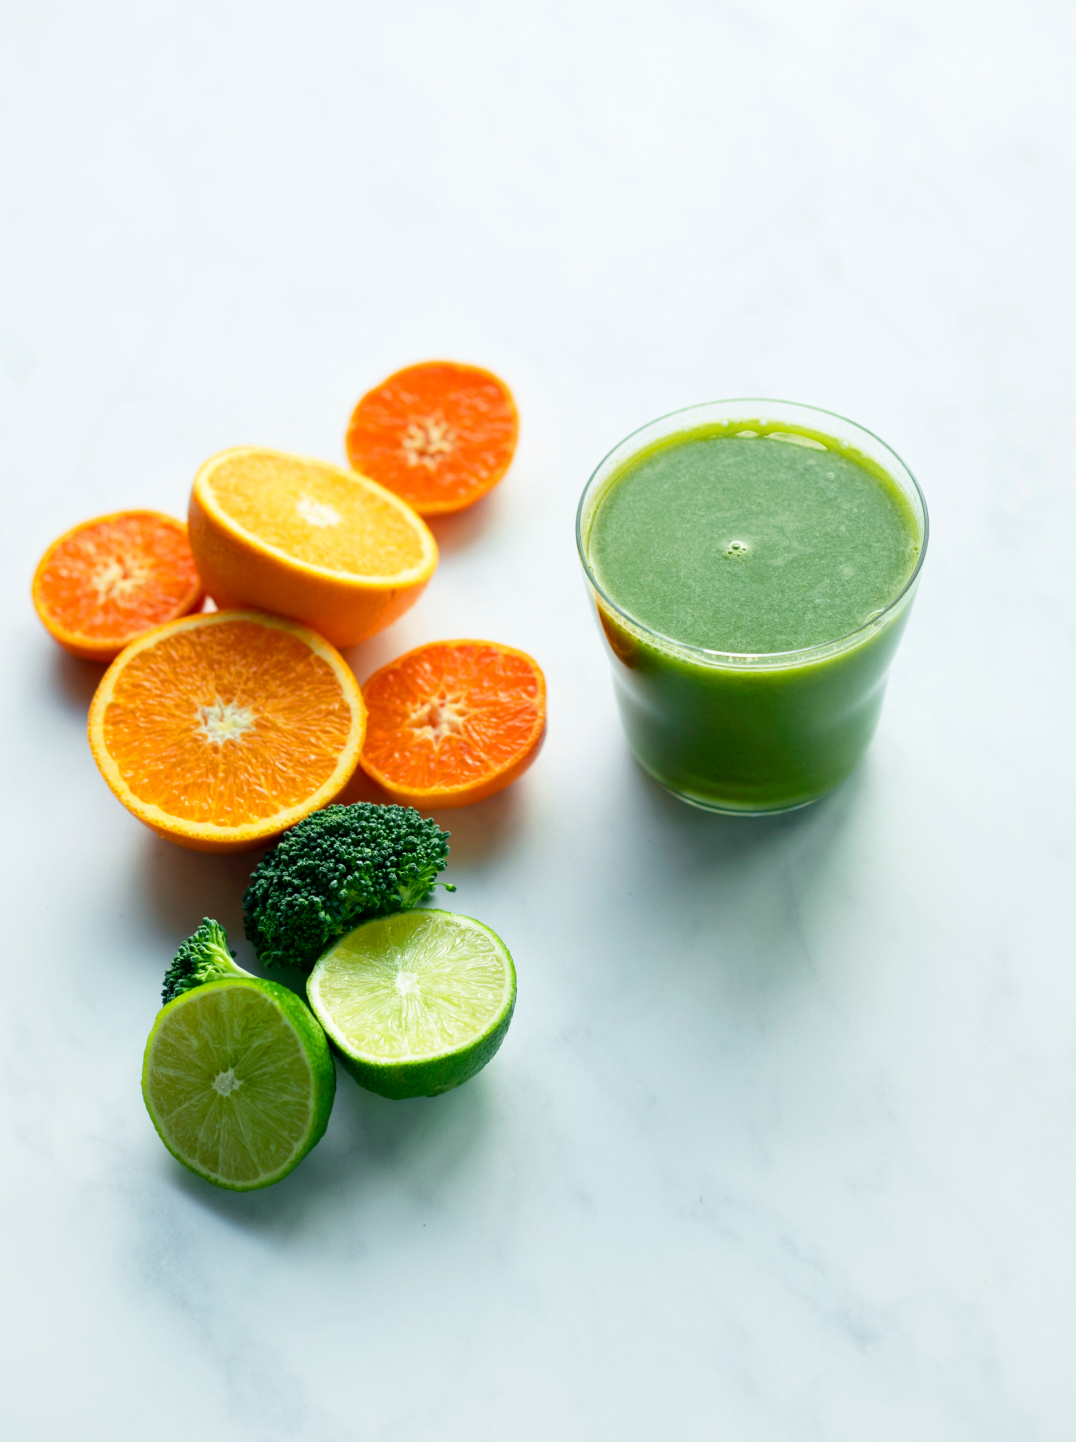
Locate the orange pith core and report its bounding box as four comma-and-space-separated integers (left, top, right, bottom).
360, 641, 545, 798
402, 413, 457, 470
34, 512, 201, 648
346, 362, 518, 514
101, 619, 356, 825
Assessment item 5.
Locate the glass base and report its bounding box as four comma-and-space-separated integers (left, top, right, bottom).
636, 757, 831, 816
671, 788, 825, 817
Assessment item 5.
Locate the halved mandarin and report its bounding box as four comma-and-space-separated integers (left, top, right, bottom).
88, 610, 366, 852
32, 510, 203, 662
188, 448, 438, 648
359, 640, 546, 808
346, 361, 519, 516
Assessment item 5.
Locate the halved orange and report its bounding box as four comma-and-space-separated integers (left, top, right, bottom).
88, 610, 366, 852
346, 361, 519, 516
188, 448, 438, 648
359, 640, 546, 808
32, 510, 203, 662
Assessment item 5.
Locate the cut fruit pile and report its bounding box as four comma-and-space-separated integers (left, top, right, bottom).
88, 610, 366, 851
31, 357, 538, 1191
147, 808, 517, 1189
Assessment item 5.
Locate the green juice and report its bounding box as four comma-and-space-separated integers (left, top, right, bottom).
579, 406, 926, 812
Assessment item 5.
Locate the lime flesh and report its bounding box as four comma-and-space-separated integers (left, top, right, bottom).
142, 977, 336, 1190
307, 910, 516, 1099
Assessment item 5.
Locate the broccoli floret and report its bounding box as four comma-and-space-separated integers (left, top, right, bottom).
162, 918, 246, 1003
243, 803, 453, 973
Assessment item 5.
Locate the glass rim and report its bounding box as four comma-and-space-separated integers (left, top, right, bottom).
575, 397, 930, 668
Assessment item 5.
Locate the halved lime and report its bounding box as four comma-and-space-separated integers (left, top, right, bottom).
142, 977, 336, 1191
307, 909, 516, 1099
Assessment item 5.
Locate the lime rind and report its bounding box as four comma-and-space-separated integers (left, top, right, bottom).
307, 910, 516, 1100
142, 976, 336, 1191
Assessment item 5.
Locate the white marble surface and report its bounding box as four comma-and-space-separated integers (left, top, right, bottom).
3, 2, 1075, 1437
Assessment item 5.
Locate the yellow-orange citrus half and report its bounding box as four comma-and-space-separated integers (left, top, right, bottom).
188, 448, 438, 647
32, 510, 203, 662
88, 610, 366, 852
359, 640, 546, 808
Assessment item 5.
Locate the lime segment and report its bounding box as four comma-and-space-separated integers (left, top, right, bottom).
142, 977, 335, 1190
307, 910, 516, 1099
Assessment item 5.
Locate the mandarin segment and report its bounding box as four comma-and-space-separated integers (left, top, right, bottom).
346, 361, 518, 516
359, 640, 546, 808
88, 610, 366, 851
189, 447, 438, 647
32, 510, 203, 661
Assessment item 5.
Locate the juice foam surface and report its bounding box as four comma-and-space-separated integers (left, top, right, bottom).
588, 426, 921, 654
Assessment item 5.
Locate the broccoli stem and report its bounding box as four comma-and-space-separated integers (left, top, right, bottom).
162, 918, 246, 1004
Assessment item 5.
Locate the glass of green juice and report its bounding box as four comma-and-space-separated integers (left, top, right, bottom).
576, 400, 928, 814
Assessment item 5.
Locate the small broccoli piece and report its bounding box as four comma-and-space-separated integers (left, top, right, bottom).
243, 803, 453, 973
162, 918, 246, 1004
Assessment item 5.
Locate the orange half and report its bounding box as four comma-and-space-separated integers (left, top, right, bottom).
32, 510, 203, 661
346, 361, 519, 516
359, 640, 546, 808
88, 610, 366, 851
188, 448, 438, 647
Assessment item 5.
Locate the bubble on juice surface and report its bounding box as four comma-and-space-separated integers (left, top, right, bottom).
725, 540, 750, 559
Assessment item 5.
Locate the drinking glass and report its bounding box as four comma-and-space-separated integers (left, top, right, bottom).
576, 400, 929, 813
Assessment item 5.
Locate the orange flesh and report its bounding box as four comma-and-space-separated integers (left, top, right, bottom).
202, 451, 428, 578
33, 511, 201, 654
346, 362, 518, 515
360, 641, 545, 800
101, 618, 358, 826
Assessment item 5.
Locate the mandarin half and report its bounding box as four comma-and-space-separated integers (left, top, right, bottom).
346, 362, 518, 516
32, 510, 203, 662
359, 639, 546, 808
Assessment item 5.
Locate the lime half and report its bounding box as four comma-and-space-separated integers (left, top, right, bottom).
307, 909, 516, 1099
142, 977, 336, 1190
